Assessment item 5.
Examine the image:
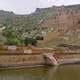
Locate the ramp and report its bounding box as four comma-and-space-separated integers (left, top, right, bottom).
43, 53, 59, 65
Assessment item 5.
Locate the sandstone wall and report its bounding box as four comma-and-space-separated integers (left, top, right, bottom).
0, 54, 45, 67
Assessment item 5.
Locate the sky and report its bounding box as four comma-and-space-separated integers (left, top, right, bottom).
0, 0, 80, 14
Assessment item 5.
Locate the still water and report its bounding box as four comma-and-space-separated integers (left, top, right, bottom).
0, 65, 80, 80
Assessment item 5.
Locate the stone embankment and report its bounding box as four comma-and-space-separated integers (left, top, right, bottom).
0, 45, 80, 68
0, 45, 54, 68
43, 52, 80, 65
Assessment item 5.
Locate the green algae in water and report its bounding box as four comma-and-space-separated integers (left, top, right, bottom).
0, 65, 80, 80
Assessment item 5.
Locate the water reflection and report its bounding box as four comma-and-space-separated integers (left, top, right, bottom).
0, 65, 80, 80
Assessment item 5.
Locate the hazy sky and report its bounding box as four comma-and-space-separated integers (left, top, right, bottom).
0, 0, 80, 14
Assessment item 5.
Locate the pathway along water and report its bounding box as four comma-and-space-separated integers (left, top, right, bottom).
0, 64, 80, 80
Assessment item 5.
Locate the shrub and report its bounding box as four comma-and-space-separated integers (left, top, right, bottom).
24, 37, 37, 46
36, 36, 44, 40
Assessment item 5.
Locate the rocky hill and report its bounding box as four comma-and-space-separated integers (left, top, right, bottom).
38, 5, 80, 48
0, 4, 80, 49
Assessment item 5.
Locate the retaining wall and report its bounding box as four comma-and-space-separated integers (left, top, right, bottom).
0, 54, 45, 67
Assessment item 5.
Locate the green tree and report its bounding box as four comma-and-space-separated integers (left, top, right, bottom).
3, 26, 23, 45
24, 37, 37, 46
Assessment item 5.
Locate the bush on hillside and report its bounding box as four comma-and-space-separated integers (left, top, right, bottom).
24, 37, 37, 46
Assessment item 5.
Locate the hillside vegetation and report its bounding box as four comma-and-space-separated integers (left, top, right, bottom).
0, 4, 80, 49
